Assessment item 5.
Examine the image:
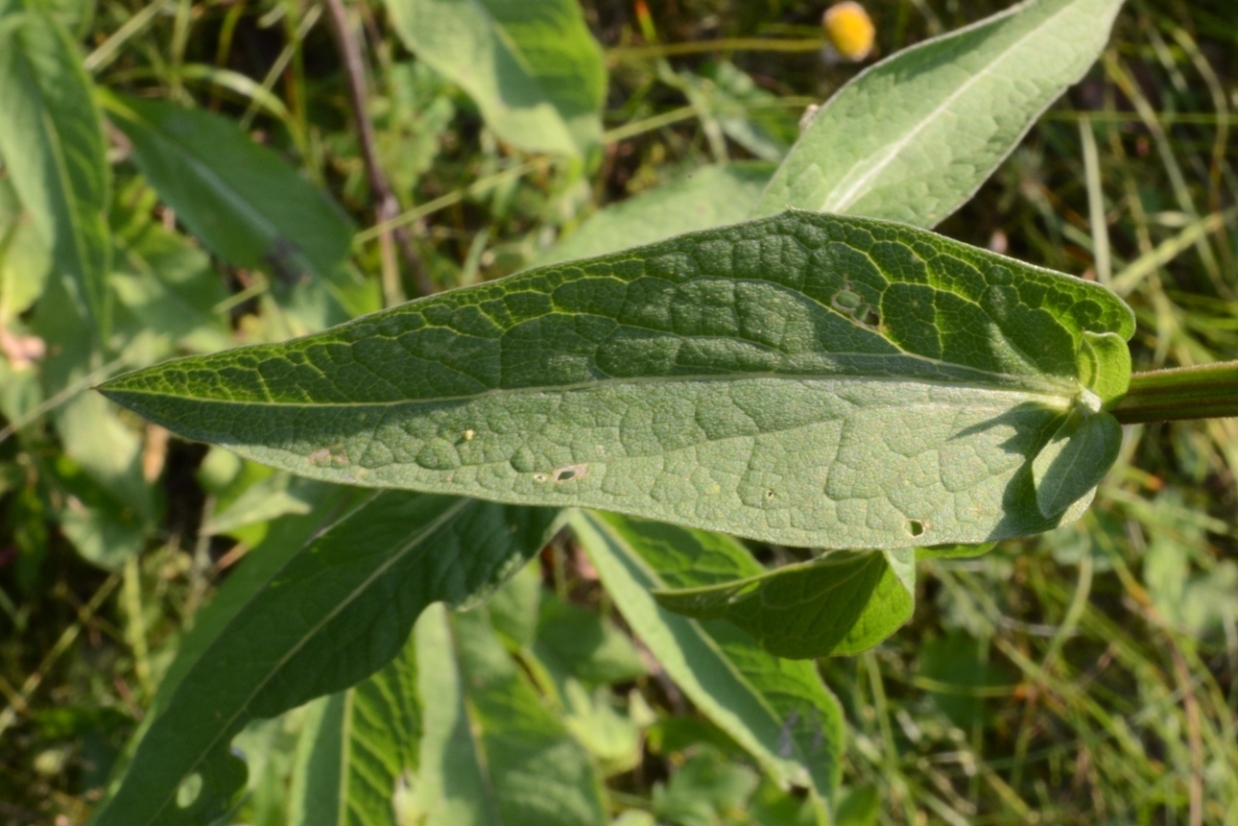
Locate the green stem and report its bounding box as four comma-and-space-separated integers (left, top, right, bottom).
1110, 361, 1238, 424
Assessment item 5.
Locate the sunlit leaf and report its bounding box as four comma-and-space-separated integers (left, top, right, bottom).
104, 212, 1134, 549
756, 0, 1127, 227
384, 0, 606, 157
0, 0, 109, 329
0, 178, 52, 323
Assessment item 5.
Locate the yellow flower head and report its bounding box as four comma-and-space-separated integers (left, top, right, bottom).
823, 1, 875, 62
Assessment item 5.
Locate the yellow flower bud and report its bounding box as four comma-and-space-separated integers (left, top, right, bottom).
823, 1, 875, 62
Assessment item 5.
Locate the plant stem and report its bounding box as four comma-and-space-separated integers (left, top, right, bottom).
321, 0, 432, 301
1110, 361, 1238, 424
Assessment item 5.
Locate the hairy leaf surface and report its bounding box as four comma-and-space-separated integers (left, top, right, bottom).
571, 510, 844, 803
102, 93, 353, 283
103, 212, 1134, 548
384, 0, 606, 157
655, 549, 916, 659
0, 0, 110, 328
93, 493, 557, 826
756, 0, 1126, 227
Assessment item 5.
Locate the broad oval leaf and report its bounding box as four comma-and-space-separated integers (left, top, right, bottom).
0, 0, 110, 329
654, 549, 916, 660
384, 0, 606, 157
102, 212, 1134, 549
755, 0, 1126, 227
101, 92, 353, 284
570, 510, 844, 804
92, 492, 557, 826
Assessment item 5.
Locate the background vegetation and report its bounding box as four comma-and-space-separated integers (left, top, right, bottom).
1, 0, 1236, 822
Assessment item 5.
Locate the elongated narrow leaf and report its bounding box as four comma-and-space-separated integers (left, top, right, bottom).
541, 163, 775, 266
93, 493, 557, 826
402, 604, 608, 825
384, 0, 606, 157
0, 177, 52, 322
101, 93, 352, 283
570, 510, 844, 803
655, 549, 916, 659
104, 212, 1134, 549
0, 0, 109, 328
755, 0, 1126, 227
97, 483, 354, 809
288, 632, 420, 826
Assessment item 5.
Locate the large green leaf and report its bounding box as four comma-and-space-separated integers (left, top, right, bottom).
0, 0, 109, 329
540, 163, 775, 266
755, 0, 1126, 227
384, 0, 606, 157
570, 510, 843, 806
101, 93, 352, 284
655, 549, 916, 659
92, 493, 557, 826
104, 212, 1134, 549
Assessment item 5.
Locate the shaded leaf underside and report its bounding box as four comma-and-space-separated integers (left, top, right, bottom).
103, 211, 1133, 549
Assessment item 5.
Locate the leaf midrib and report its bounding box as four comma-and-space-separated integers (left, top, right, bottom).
112, 101, 305, 274
137, 495, 473, 826
106, 371, 1079, 411
579, 511, 809, 782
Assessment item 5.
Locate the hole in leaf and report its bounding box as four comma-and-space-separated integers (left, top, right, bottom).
907, 519, 926, 538
176, 773, 203, 808
552, 464, 588, 483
